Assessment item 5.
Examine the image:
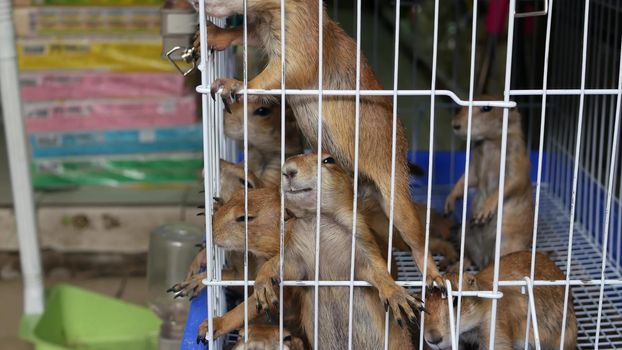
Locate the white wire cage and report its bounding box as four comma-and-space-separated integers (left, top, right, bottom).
193, 0, 622, 349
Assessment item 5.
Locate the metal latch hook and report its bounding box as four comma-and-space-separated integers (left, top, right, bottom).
166, 46, 197, 76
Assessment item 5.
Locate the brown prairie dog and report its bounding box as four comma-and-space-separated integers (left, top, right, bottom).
224, 101, 303, 187
204, 154, 420, 348
444, 99, 534, 269
250, 153, 419, 349
167, 161, 262, 299
202, 0, 442, 285
197, 187, 306, 343
423, 251, 577, 350
232, 325, 305, 350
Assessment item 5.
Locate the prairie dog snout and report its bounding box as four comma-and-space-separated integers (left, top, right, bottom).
282, 153, 352, 216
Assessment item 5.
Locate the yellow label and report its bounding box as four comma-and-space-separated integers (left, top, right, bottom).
18, 38, 174, 72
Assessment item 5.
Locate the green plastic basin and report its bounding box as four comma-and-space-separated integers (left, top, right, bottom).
19, 284, 160, 350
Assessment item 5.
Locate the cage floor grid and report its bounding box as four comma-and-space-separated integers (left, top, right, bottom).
397, 185, 622, 349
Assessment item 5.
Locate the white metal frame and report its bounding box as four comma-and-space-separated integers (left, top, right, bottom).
0, 0, 44, 316
197, 0, 622, 349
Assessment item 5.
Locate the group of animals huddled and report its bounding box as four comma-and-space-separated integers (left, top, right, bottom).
168, 0, 578, 349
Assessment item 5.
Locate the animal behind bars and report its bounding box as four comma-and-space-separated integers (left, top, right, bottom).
444, 100, 534, 269
424, 251, 576, 350
181, 154, 421, 348
198, 0, 443, 287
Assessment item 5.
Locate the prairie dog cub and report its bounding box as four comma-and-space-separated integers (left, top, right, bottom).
168, 160, 262, 298
206, 153, 420, 349
224, 101, 304, 187
197, 187, 305, 343
232, 325, 305, 350
254, 153, 419, 349
202, 0, 442, 285
424, 251, 577, 350
445, 100, 533, 269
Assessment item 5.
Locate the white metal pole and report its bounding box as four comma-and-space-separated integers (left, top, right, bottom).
0, 0, 44, 315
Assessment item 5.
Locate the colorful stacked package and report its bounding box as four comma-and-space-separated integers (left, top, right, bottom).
15, 0, 202, 188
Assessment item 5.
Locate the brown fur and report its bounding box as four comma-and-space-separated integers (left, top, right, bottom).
445, 98, 534, 269
220, 159, 264, 202
224, 101, 303, 187
196, 187, 306, 344
232, 325, 305, 350
205, 153, 419, 349
424, 251, 577, 350
202, 0, 441, 285
167, 160, 264, 299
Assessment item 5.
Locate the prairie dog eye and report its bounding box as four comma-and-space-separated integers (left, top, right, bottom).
253, 107, 272, 116
238, 178, 254, 188
235, 215, 255, 222
322, 157, 335, 164
480, 105, 493, 113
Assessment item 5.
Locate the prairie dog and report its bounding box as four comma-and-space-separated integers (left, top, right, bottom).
224, 101, 304, 187
196, 187, 306, 343
168, 162, 262, 299
205, 154, 420, 349
423, 251, 577, 350
255, 153, 419, 349
444, 100, 534, 269
202, 0, 442, 285
232, 325, 305, 350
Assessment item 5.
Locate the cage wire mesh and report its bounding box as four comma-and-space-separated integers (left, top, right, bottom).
195, 0, 622, 349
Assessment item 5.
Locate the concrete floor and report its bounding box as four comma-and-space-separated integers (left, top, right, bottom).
0, 276, 149, 350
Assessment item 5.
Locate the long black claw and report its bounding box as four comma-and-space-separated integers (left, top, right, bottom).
197, 212, 205, 216
210, 88, 216, 100
198, 205, 205, 209
201, 337, 208, 345
174, 293, 184, 299
166, 286, 177, 293
271, 277, 279, 286
397, 319, 403, 328
419, 305, 428, 314
256, 302, 262, 312
196, 336, 202, 344
384, 300, 389, 312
